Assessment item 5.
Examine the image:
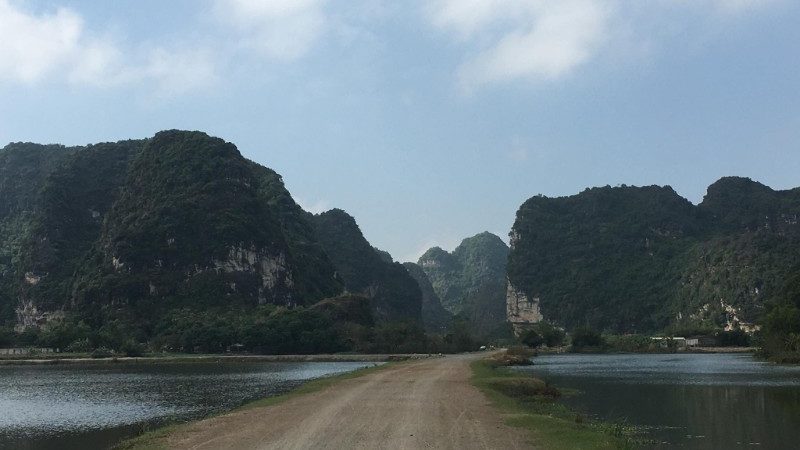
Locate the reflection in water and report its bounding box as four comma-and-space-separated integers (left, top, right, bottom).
515, 354, 800, 449
0, 361, 376, 450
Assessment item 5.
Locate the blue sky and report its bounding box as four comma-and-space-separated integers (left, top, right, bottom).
1, 0, 799, 262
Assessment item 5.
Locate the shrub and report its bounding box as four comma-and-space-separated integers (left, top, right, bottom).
370, 321, 430, 353
0, 327, 15, 347
715, 329, 751, 347
65, 338, 92, 353
487, 346, 535, 367
570, 327, 605, 350
91, 347, 113, 358
486, 377, 561, 400
37, 319, 91, 350
520, 329, 544, 348
120, 339, 146, 357
605, 334, 652, 352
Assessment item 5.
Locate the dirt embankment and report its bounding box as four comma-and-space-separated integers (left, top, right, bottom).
155, 353, 534, 449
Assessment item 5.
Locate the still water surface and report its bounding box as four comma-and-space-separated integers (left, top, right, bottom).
516, 353, 800, 449
0, 360, 376, 449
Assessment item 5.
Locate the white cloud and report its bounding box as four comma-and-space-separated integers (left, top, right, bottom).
0, 0, 84, 83
214, 0, 327, 60
0, 1, 216, 93
428, 0, 614, 91
427, 0, 783, 92
296, 197, 330, 215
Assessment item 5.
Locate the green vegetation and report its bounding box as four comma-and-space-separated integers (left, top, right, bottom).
508, 178, 800, 335
472, 353, 638, 449
402, 262, 452, 332
0, 131, 450, 352
602, 334, 654, 353
570, 328, 607, 352
5, 131, 797, 358
313, 209, 422, 323
0, 295, 480, 356
418, 232, 510, 338
519, 322, 566, 349
759, 271, 800, 362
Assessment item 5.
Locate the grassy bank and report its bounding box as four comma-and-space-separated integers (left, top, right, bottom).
471, 352, 639, 449
115, 361, 396, 450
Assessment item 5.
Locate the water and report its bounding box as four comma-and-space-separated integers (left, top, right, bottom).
0, 360, 377, 449
515, 353, 800, 449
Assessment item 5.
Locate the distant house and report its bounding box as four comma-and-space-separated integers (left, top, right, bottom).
686, 336, 716, 347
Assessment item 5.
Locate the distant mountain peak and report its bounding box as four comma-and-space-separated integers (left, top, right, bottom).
416, 232, 509, 337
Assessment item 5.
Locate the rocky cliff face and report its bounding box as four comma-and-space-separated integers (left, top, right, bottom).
507, 178, 800, 333
418, 232, 509, 337
505, 281, 542, 336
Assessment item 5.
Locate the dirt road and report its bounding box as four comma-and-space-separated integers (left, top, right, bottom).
161, 354, 534, 449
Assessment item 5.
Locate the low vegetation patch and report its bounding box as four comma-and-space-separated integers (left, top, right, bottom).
472, 354, 641, 449
485, 346, 535, 367
483, 376, 560, 401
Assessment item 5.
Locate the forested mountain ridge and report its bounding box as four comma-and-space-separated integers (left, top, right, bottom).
1, 142, 81, 323
508, 178, 800, 334
4, 130, 797, 351
312, 209, 422, 323
418, 232, 509, 337
402, 262, 451, 332
0, 131, 421, 343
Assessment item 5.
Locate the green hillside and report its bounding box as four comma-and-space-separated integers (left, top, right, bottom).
508, 179, 800, 333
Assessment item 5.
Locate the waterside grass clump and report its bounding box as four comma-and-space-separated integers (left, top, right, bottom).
486, 346, 535, 367
472, 351, 641, 449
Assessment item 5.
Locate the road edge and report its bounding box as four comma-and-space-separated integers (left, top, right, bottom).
115, 360, 402, 450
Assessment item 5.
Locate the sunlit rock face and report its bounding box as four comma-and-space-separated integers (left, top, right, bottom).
506, 281, 542, 336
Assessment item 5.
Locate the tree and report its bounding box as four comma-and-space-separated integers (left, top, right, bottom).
570, 327, 605, 349
520, 329, 544, 348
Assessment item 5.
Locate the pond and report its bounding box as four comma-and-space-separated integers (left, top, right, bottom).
0, 360, 377, 449
515, 353, 800, 449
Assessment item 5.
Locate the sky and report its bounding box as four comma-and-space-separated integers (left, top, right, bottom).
1, 0, 799, 262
